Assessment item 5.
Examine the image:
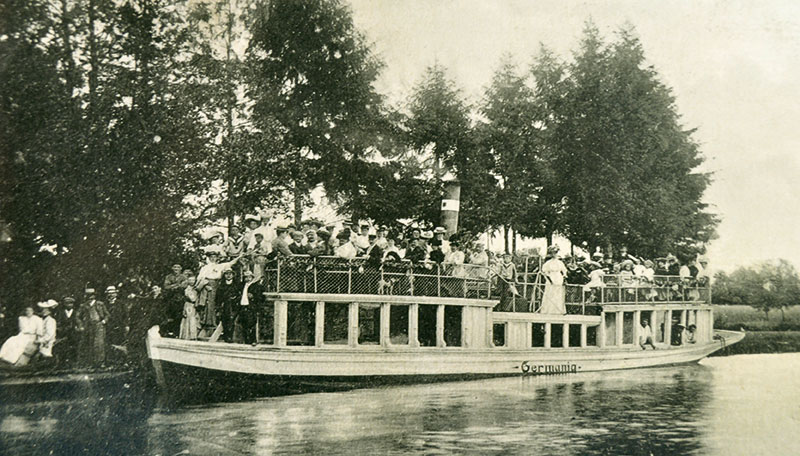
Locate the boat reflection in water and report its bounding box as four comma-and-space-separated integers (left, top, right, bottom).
2, 354, 798, 455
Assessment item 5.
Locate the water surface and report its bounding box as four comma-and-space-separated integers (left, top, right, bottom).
2, 353, 798, 455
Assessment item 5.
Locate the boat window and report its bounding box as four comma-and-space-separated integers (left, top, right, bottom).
586, 325, 598, 346
551, 324, 564, 348
604, 312, 617, 346
358, 303, 381, 345
287, 301, 315, 346
258, 301, 274, 345
493, 323, 506, 347
568, 324, 581, 347
444, 306, 462, 347
418, 304, 437, 347
532, 323, 546, 347
389, 305, 409, 345
622, 312, 634, 345
324, 302, 349, 345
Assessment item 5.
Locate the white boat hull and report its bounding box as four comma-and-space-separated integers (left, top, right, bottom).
146, 327, 744, 389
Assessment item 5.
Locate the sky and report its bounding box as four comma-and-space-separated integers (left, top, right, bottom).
345, 0, 800, 271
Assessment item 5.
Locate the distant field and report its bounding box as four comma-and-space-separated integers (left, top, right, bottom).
713, 305, 800, 331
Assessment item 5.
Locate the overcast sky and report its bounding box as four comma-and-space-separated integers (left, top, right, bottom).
346, 0, 800, 271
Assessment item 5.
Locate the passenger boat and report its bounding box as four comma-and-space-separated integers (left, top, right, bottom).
146, 256, 744, 392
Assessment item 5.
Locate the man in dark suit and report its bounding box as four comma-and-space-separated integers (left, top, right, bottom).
76, 288, 111, 368
55, 296, 79, 367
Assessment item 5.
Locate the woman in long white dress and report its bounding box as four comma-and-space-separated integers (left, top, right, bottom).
538, 246, 567, 315
179, 277, 199, 340
0, 306, 43, 365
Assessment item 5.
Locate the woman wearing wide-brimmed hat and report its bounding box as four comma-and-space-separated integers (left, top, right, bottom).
538, 245, 567, 315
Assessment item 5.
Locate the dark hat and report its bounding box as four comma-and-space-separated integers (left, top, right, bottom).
368, 234, 377, 240
317, 228, 331, 239
64, 296, 76, 303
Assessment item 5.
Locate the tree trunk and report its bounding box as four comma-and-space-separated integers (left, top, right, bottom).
511, 227, 517, 254
780, 307, 786, 323
293, 184, 304, 226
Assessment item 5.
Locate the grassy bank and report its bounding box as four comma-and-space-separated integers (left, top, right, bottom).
711, 331, 800, 356
710, 306, 800, 356
713, 305, 800, 331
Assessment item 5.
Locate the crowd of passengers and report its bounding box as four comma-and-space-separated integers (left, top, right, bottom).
0, 215, 714, 361
159, 214, 503, 344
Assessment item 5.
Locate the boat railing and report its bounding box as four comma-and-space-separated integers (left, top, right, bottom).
259, 255, 493, 300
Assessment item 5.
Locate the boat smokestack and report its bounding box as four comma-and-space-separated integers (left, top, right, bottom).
440, 178, 460, 236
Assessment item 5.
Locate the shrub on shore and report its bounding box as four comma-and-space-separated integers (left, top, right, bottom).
711, 331, 800, 356
713, 305, 800, 331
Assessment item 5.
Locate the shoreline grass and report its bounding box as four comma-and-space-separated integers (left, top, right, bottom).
713, 305, 800, 331
711, 331, 800, 356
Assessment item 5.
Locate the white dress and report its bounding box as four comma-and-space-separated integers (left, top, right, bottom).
0, 315, 43, 364
539, 258, 567, 314
38, 316, 57, 357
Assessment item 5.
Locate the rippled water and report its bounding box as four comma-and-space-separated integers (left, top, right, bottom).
2, 353, 799, 455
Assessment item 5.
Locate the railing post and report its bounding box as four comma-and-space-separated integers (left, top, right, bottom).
436, 304, 446, 347
615, 311, 624, 346
379, 263, 385, 295
665, 309, 672, 345
274, 300, 287, 347
633, 309, 641, 346
315, 301, 325, 347
544, 322, 551, 348
598, 311, 606, 348
562, 323, 570, 348
380, 303, 391, 347
347, 261, 352, 295
313, 257, 318, 293
409, 303, 419, 348
276, 258, 281, 292
437, 263, 442, 297
348, 302, 359, 347
580, 324, 587, 347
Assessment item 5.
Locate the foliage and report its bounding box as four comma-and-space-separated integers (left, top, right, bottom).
403, 63, 496, 235
713, 260, 800, 320
246, 0, 389, 223
1, 0, 211, 303
551, 24, 717, 257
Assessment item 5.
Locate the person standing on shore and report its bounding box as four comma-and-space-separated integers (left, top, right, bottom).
37, 300, 58, 359
54, 296, 79, 365
76, 287, 111, 368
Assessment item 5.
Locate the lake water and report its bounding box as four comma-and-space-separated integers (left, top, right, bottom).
2, 353, 799, 455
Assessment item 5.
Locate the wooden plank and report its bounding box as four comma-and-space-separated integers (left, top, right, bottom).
436, 305, 445, 347
580, 324, 587, 348
266, 293, 496, 308
598, 311, 606, 348
380, 303, 391, 347
408, 304, 420, 348
544, 322, 551, 349
274, 300, 287, 347
615, 312, 624, 346
348, 302, 359, 347
493, 312, 601, 325
315, 301, 325, 347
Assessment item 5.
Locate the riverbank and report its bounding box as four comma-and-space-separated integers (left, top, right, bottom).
711, 331, 800, 356
711, 305, 800, 356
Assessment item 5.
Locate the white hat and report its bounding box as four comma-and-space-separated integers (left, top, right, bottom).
203, 245, 224, 255
421, 230, 434, 239
244, 214, 260, 223
106, 285, 118, 294
433, 226, 446, 234
38, 299, 59, 309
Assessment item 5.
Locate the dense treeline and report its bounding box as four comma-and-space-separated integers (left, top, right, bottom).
713, 259, 800, 322
0, 0, 716, 305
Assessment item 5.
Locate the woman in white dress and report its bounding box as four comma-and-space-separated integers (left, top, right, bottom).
179, 276, 199, 340
0, 306, 43, 365
37, 300, 58, 358
538, 246, 567, 315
